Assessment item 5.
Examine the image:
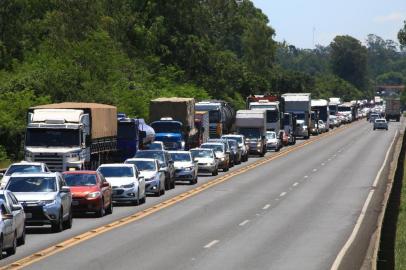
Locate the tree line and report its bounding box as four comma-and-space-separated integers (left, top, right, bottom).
0, 0, 405, 161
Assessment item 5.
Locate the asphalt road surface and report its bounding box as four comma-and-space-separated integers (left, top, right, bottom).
1, 119, 401, 270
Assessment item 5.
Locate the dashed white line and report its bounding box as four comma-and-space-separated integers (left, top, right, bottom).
263, 204, 271, 210
328, 158, 332, 161
280, 192, 287, 197
313, 169, 318, 172
321, 163, 325, 166
239, 220, 250, 226
304, 175, 309, 179
293, 182, 299, 187
204, 240, 220, 248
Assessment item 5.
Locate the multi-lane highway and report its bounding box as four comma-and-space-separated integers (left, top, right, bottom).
1, 119, 402, 270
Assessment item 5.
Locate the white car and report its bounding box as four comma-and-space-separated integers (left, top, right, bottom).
97, 164, 146, 205
265, 131, 281, 152
169, 151, 198, 185
190, 148, 219, 176
125, 158, 165, 196
1, 162, 50, 188
0, 190, 25, 246
318, 120, 327, 133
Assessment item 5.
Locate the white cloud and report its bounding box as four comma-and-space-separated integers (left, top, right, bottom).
374, 11, 406, 23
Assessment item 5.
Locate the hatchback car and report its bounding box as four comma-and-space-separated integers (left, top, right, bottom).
134, 150, 175, 190
1, 162, 50, 188
62, 171, 113, 217
0, 200, 19, 257
201, 143, 229, 171
125, 158, 165, 196
0, 190, 25, 246
221, 135, 249, 162
190, 148, 219, 176
6, 172, 72, 233
373, 118, 388, 130
169, 151, 198, 185
266, 131, 281, 152
97, 164, 146, 205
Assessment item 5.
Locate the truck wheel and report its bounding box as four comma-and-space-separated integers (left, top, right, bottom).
223, 166, 229, 172
51, 211, 64, 233
170, 177, 175, 189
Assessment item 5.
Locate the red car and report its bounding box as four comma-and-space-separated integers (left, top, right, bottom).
62, 171, 113, 217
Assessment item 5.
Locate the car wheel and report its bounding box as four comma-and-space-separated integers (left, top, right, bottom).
212, 169, 217, 176
275, 147, 280, 152
0, 235, 3, 260
223, 166, 229, 172
63, 209, 73, 229
191, 175, 198, 185
5, 232, 16, 256
96, 199, 105, 218
140, 193, 146, 204
170, 177, 176, 189
17, 226, 26, 246
51, 211, 63, 233
105, 197, 113, 214
164, 176, 170, 190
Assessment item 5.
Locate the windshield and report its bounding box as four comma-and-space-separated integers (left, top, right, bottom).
250, 106, 279, 123
170, 153, 191, 162
26, 128, 80, 147
7, 177, 57, 192
127, 160, 156, 171
118, 122, 138, 139
227, 140, 237, 148
296, 113, 305, 120
201, 144, 224, 153
376, 119, 386, 123
239, 128, 261, 139
266, 132, 276, 139
151, 122, 182, 133
63, 174, 97, 186
135, 151, 165, 163
222, 136, 242, 144
313, 106, 328, 121
191, 150, 214, 159
338, 106, 351, 112
6, 165, 42, 176
209, 110, 221, 123
98, 167, 134, 178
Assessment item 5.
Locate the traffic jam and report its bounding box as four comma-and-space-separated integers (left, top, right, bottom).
0, 93, 398, 258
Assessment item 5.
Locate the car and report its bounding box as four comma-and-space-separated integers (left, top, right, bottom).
0, 162, 50, 188
62, 171, 113, 217
373, 118, 388, 130
0, 199, 19, 257
147, 141, 165, 150
318, 120, 327, 133
134, 150, 175, 190
207, 139, 234, 166
190, 148, 219, 176
5, 172, 72, 233
278, 130, 289, 146
226, 139, 242, 165
169, 151, 198, 185
221, 134, 249, 162
125, 158, 165, 196
97, 164, 146, 205
201, 143, 230, 172
369, 113, 380, 123
266, 131, 281, 152
0, 190, 25, 247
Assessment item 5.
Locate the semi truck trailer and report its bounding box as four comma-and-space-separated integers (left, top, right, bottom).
235, 110, 267, 156
385, 97, 401, 121
282, 93, 311, 139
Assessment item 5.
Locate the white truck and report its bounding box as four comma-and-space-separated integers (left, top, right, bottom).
248, 100, 281, 133
311, 99, 330, 131
24, 103, 117, 171
328, 97, 341, 116
235, 110, 267, 157
282, 93, 312, 139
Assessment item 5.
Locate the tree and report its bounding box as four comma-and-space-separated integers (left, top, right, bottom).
399, 21, 406, 46
330, 35, 368, 91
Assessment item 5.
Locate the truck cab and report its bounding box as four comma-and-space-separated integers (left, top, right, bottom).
150, 118, 186, 150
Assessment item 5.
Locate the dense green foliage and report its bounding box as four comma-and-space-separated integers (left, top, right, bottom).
399, 21, 406, 47
0, 0, 404, 161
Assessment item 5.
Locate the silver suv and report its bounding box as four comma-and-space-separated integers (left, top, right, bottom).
5, 172, 73, 233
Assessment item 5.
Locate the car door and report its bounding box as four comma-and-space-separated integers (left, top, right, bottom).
58, 176, 70, 218
98, 173, 111, 208
7, 192, 24, 238
165, 152, 175, 178
1, 203, 14, 246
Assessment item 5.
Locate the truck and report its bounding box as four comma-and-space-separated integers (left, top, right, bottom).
235, 110, 267, 156
328, 97, 341, 116
374, 96, 383, 105
310, 110, 320, 135
195, 100, 235, 138
149, 97, 198, 150
195, 111, 210, 145
338, 102, 355, 123
25, 103, 117, 171
281, 93, 311, 139
311, 99, 330, 131
385, 97, 401, 121
246, 95, 282, 134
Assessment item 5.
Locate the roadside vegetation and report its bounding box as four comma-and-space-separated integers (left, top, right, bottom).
0, 0, 405, 162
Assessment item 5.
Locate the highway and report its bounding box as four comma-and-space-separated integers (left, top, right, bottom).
1, 119, 401, 270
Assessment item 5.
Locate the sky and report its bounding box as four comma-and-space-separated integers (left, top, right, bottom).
251, 0, 406, 49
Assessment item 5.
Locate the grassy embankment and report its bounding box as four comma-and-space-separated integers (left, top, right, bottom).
395, 153, 406, 269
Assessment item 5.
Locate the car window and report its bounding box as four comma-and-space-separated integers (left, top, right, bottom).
8, 193, 19, 205
5, 193, 14, 209
64, 174, 97, 186
98, 167, 134, 178
7, 177, 57, 192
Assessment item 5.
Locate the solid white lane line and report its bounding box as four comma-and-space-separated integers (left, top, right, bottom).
330, 130, 398, 270
293, 182, 299, 187
263, 204, 271, 210
280, 192, 287, 197
239, 220, 250, 226
204, 240, 220, 249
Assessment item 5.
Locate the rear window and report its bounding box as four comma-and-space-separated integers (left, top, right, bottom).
375, 119, 386, 123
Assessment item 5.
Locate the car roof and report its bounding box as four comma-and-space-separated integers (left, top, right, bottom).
9, 172, 58, 178
168, 151, 190, 154
8, 162, 44, 167
63, 170, 97, 175
222, 134, 243, 137
201, 142, 224, 146
126, 158, 156, 162
190, 148, 214, 151
98, 164, 135, 168
137, 150, 166, 153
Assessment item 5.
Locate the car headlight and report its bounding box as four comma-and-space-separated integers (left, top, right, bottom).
42, 200, 57, 206
257, 142, 262, 147
86, 191, 101, 199
121, 183, 135, 188
183, 167, 193, 171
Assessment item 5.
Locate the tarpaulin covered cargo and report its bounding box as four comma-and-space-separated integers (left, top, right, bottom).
149, 98, 195, 129
30, 103, 117, 139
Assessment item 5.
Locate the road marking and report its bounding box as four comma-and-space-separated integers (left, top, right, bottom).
280, 192, 287, 197
304, 175, 309, 179
330, 129, 398, 270
204, 240, 220, 248
1, 121, 358, 270
312, 169, 318, 172
239, 220, 250, 226
262, 204, 271, 210
328, 158, 332, 161
321, 163, 325, 166
293, 182, 299, 187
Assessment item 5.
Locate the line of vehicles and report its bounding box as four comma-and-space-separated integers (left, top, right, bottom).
0, 93, 397, 258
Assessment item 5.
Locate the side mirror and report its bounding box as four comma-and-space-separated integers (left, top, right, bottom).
138, 176, 144, 182
61, 186, 71, 193
12, 205, 22, 211
2, 213, 13, 220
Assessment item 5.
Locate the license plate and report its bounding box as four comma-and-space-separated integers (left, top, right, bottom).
72, 201, 79, 206
25, 213, 32, 219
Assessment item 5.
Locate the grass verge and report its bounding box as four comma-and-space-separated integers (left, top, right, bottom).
395, 153, 406, 269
